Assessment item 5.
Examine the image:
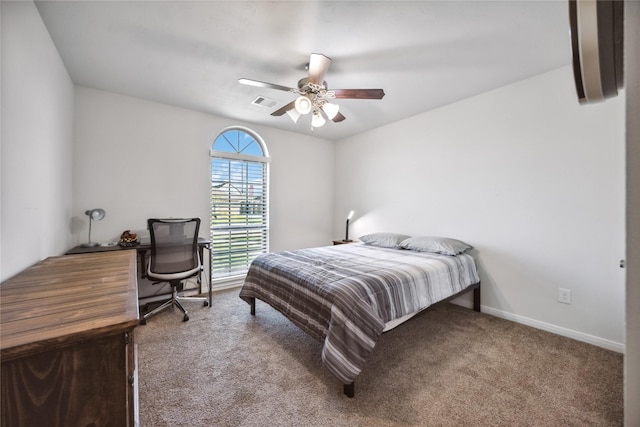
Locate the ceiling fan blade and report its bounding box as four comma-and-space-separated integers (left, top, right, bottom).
332, 89, 386, 99
332, 112, 346, 123
307, 53, 332, 86
239, 78, 296, 93
271, 100, 296, 116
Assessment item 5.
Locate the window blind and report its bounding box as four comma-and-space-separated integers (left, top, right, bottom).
210, 157, 268, 279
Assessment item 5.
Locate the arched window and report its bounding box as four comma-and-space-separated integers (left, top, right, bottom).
210, 127, 270, 281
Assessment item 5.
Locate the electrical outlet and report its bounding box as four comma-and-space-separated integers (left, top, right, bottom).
558, 288, 571, 304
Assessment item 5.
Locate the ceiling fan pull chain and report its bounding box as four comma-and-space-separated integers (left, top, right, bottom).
308, 82, 325, 92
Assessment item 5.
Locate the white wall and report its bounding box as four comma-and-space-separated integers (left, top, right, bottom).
72, 87, 334, 254
2, 0, 627, 361
335, 66, 625, 350
0, 1, 74, 282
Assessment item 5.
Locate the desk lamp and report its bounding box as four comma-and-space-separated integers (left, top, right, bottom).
82, 208, 106, 247
345, 210, 354, 242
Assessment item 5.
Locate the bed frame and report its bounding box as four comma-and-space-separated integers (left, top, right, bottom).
247, 281, 481, 397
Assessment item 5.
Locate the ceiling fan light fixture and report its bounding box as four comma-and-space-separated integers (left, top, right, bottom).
311, 110, 326, 128
239, 53, 385, 131
322, 102, 340, 120
294, 96, 312, 115
286, 108, 301, 123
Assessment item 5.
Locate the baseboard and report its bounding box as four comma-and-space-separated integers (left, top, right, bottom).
216, 281, 625, 354
479, 305, 625, 354
211, 276, 244, 292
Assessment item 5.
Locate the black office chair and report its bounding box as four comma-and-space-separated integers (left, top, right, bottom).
140, 218, 209, 325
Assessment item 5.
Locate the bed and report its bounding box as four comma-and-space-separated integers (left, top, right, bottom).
239, 234, 481, 397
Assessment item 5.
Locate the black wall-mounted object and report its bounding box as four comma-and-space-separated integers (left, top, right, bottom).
569, 0, 624, 104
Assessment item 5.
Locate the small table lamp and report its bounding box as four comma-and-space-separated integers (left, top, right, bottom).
345, 210, 354, 242
81, 208, 106, 247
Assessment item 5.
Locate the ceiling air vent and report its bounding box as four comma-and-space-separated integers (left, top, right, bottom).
251, 96, 278, 108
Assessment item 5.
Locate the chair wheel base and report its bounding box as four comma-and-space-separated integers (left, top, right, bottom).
140, 317, 147, 325
204, 300, 209, 307
183, 314, 189, 321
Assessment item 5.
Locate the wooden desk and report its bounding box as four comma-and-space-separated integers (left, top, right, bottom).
66, 238, 213, 307
0, 251, 139, 427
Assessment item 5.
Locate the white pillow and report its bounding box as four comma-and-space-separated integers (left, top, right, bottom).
399, 236, 472, 256
359, 232, 411, 248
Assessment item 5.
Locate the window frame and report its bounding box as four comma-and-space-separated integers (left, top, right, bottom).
209, 126, 270, 285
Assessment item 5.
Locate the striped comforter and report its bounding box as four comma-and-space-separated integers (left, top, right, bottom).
239, 243, 480, 385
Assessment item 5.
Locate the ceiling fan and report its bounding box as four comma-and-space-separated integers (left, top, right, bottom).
239, 53, 385, 129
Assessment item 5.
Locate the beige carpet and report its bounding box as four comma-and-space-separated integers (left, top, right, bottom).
136, 289, 623, 426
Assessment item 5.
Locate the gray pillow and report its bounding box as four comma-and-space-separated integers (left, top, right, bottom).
399, 236, 472, 256
359, 232, 411, 248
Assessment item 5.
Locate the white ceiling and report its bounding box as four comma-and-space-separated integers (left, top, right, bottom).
35, 0, 572, 141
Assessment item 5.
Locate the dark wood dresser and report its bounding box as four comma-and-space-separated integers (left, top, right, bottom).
0, 251, 139, 427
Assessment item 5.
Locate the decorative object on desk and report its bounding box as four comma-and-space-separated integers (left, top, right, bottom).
119, 230, 139, 247
344, 210, 354, 242
81, 208, 106, 247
